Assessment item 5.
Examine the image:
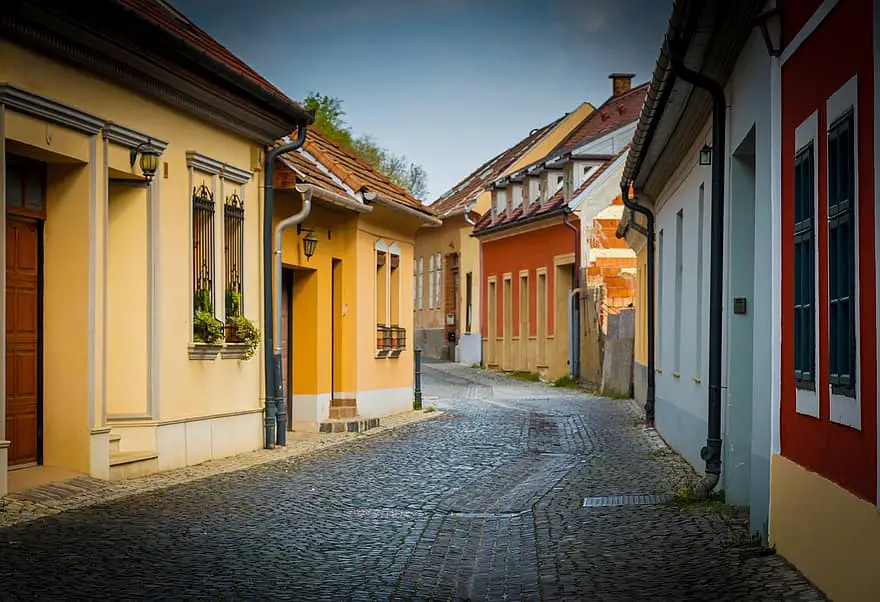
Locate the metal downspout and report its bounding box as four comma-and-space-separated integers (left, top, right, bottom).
563, 211, 581, 381
463, 199, 478, 226
670, 37, 726, 495
620, 184, 656, 426
263, 124, 308, 449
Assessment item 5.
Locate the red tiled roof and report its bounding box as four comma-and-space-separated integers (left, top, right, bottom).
552, 83, 648, 156
504, 84, 647, 180
112, 0, 310, 124
272, 141, 352, 198
429, 116, 564, 217
299, 129, 436, 218
474, 145, 629, 237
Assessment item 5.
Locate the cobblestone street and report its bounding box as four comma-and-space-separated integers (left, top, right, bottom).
0, 363, 824, 601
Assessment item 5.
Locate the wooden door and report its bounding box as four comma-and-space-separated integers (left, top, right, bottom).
6, 218, 40, 466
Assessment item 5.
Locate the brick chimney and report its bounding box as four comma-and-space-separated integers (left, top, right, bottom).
609, 73, 635, 96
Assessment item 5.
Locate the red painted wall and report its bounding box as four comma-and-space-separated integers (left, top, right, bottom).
780, 0, 877, 503
780, 0, 824, 47
480, 220, 578, 340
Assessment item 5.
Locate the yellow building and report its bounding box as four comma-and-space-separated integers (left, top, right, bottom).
415, 102, 595, 363
271, 131, 439, 430
616, 208, 649, 405
0, 1, 314, 493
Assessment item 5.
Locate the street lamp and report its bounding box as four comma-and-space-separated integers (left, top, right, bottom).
130, 140, 161, 182
297, 224, 318, 260
755, 7, 782, 57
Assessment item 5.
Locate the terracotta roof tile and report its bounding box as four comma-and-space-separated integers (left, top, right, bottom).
271, 141, 352, 198
429, 116, 564, 217
504, 84, 647, 180
474, 145, 629, 237
113, 0, 308, 123
292, 129, 436, 219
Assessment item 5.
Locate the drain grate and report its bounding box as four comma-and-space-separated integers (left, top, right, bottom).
582, 493, 673, 508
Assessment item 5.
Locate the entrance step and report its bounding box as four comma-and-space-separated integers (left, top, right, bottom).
109, 433, 122, 454
318, 417, 381, 434
329, 398, 358, 419
109, 450, 159, 481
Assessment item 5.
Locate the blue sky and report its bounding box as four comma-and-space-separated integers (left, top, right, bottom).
171, 0, 670, 200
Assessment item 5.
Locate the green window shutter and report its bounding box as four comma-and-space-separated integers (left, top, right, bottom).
827, 110, 856, 398
793, 143, 815, 388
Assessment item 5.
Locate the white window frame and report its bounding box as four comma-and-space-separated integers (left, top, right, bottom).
435, 252, 443, 309
428, 254, 435, 310
826, 74, 861, 430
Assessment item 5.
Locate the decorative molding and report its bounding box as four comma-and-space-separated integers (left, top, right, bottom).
106, 413, 152, 421
0, 83, 104, 134
188, 343, 222, 360
780, 0, 841, 65
89, 427, 112, 435
103, 122, 168, 152
0, 440, 9, 449
107, 407, 263, 428
185, 151, 251, 184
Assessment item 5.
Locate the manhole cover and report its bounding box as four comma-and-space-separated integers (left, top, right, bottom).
582, 494, 673, 508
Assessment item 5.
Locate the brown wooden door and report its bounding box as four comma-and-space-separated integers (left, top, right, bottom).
6, 217, 40, 466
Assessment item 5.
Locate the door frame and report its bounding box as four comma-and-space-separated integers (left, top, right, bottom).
5, 213, 45, 468
281, 267, 294, 432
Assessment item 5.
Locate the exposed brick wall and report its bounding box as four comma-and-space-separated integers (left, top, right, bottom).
586, 208, 637, 329
445, 253, 459, 343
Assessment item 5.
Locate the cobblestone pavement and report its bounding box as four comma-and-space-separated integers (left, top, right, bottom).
0, 363, 825, 601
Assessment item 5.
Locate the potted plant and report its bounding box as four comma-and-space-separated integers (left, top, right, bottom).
193, 289, 223, 344
224, 287, 261, 360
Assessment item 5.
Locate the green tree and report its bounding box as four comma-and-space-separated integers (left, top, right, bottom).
302, 92, 428, 200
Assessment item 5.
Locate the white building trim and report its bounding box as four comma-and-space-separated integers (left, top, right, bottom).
780, 0, 841, 65
567, 150, 630, 212
825, 74, 861, 430
770, 44, 782, 457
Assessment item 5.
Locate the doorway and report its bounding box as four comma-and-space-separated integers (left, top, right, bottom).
281, 268, 293, 430
332, 258, 343, 397
726, 126, 757, 507
5, 156, 46, 468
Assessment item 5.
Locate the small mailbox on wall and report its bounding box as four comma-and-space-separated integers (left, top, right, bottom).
446, 313, 455, 326
733, 297, 747, 315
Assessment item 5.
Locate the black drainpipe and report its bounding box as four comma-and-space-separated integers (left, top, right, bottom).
619, 186, 655, 426
670, 37, 726, 495
263, 124, 309, 449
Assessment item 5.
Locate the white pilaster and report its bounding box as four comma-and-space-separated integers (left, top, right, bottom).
148, 172, 161, 419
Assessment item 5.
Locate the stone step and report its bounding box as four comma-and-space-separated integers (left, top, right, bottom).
330, 398, 357, 408
318, 417, 381, 434
329, 407, 357, 419
109, 450, 159, 481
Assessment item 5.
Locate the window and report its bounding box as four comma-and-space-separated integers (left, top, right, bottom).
794, 144, 816, 389
223, 189, 245, 318
413, 259, 419, 310
376, 241, 405, 356
537, 270, 547, 364
390, 251, 400, 327
417, 257, 424, 310
435, 253, 443, 309
193, 182, 216, 315
827, 110, 856, 398
673, 209, 683, 375
465, 272, 473, 332
657, 229, 664, 368
6, 156, 46, 217
376, 249, 387, 326
519, 273, 529, 342
428, 255, 435, 309
695, 185, 705, 378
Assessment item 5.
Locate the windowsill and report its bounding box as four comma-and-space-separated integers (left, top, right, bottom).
656, 368, 663, 374
189, 343, 222, 360
375, 349, 405, 359
672, 372, 681, 379
221, 343, 251, 360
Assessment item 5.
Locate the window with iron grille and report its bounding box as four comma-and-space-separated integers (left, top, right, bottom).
193, 182, 216, 314
827, 110, 856, 398
224, 190, 245, 317
793, 144, 815, 389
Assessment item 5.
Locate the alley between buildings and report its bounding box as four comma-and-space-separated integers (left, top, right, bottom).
0, 363, 823, 601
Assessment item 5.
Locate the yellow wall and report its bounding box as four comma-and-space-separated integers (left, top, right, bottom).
770, 454, 880, 601
413, 219, 460, 331
2, 40, 268, 475
357, 207, 419, 392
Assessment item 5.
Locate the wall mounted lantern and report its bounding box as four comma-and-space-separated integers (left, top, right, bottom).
755, 7, 782, 57
297, 224, 318, 260
130, 139, 161, 183
699, 144, 713, 166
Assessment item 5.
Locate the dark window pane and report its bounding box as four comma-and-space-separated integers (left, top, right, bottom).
6, 162, 23, 208
793, 144, 816, 387
24, 163, 45, 212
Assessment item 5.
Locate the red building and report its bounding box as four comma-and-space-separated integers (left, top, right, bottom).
772, 0, 880, 597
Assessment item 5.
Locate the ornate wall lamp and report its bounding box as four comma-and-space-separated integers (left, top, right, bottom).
699, 143, 713, 166
296, 224, 318, 260
130, 139, 161, 183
